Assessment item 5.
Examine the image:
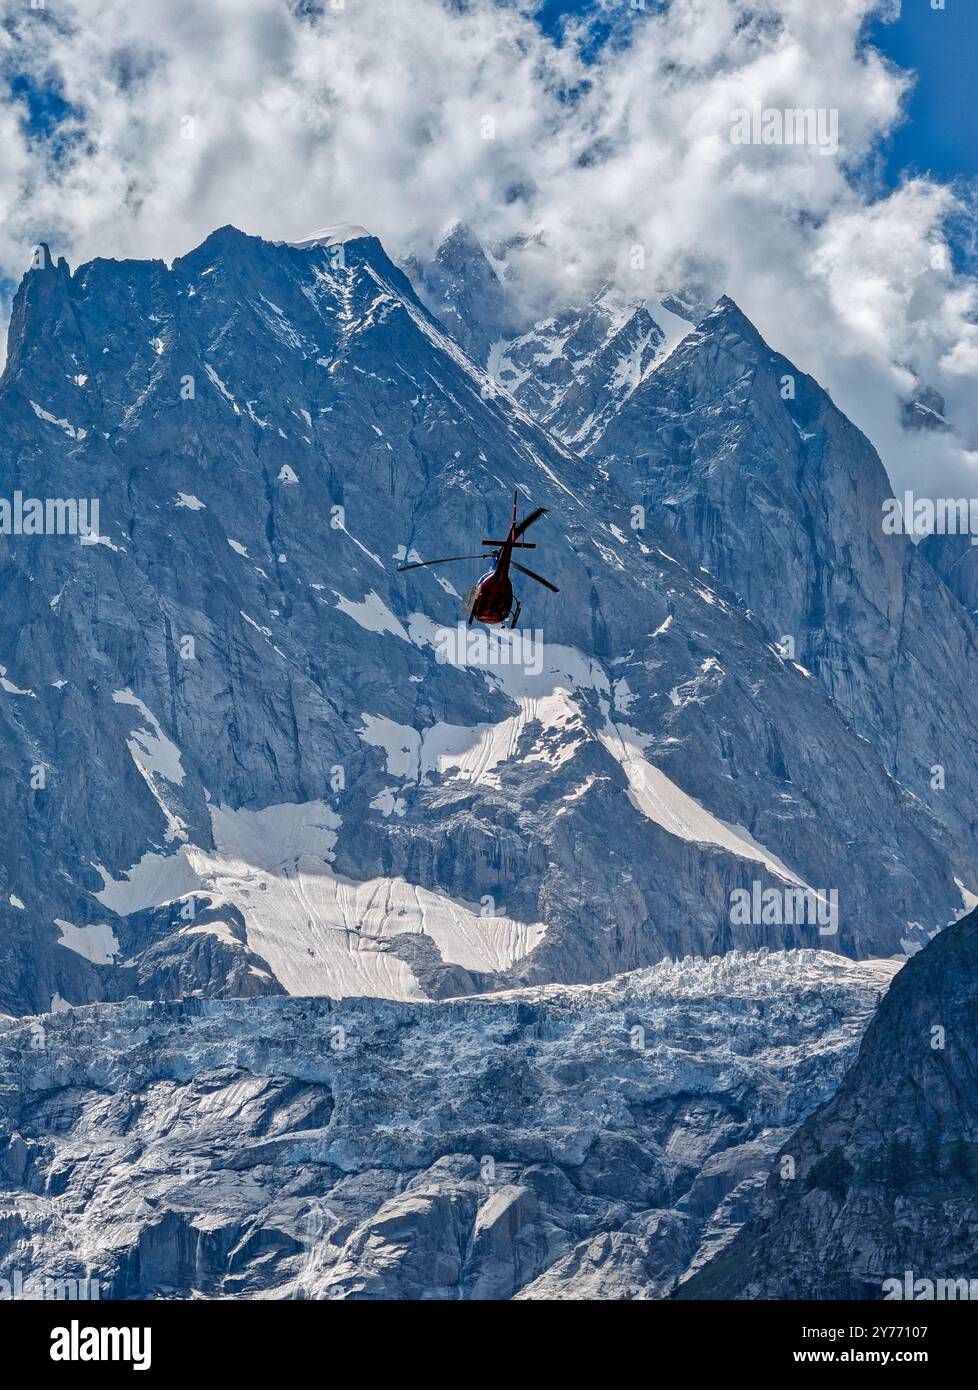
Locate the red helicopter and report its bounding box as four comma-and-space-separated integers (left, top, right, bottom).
397, 492, 559, 628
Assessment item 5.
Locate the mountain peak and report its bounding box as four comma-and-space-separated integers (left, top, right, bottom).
435, 220, 485, 258
27, 242, 58, 275
406, 221, 515, 365
697, 293, 766, 344
290, 222, 372, 249
179, 223, 258, 259
1, 242, 76, 386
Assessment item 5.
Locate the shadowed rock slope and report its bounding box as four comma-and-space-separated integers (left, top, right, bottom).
681, 906, 978, 1300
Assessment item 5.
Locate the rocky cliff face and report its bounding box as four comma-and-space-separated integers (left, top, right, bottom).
921, 532, 978, 623
0, 950, 896, 1300
409, 228, 978, 910
405, 225, 701, 450
0, 223, 969, 1018
492, 285, 697, 448
588, 297, 978, 886
681, 907, 978, 1300
429, 226, 978, 899
403, 221, 518, 368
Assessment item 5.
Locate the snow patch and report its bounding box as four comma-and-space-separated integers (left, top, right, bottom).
113, 691, 185, 786
240, 611, 272, 637
112, 690, 187, 841
55, 919, 119, 965
202, 363, 240, 412
79, 532, 124, 552
333, 591, 409, 642
370, 788, 407, 818
291, 224, 370, 248
30, 402, 86, 440
93, 800, 544, 998
598, 719, 813, 888
0, 666, 36, 698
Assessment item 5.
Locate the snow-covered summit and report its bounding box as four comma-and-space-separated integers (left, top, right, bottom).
289, 223, 372, 249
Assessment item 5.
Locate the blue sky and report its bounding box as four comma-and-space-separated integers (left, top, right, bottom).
865, 1, 978, 186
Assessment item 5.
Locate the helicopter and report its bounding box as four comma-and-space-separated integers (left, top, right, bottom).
397, 492, 559, 628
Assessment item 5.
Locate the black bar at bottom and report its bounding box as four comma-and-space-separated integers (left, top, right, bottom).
4, 1296, 970, 1375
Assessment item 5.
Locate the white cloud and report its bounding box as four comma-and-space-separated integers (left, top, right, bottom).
2, 0, 977, 494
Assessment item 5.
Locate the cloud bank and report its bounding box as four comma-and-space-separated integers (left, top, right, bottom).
2, 0, 977, 494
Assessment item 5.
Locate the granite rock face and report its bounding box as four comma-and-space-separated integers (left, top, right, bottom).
0, 950, 896, 1300
682, 908, 978, 1300
589, 297, 978, 886
492, 285, 695, 448
403, 221, 518, 368
0, 224, 970, 1017
921, 532, 978, 623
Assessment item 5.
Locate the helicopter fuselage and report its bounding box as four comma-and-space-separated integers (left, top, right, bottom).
397, 491, 555, 630
470, 559, 514, 624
